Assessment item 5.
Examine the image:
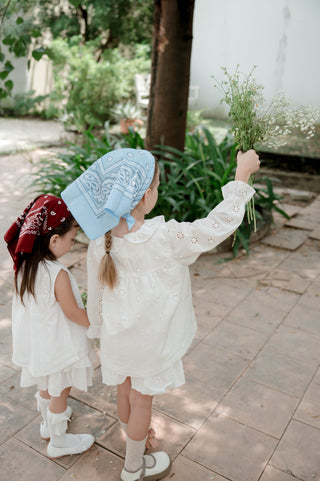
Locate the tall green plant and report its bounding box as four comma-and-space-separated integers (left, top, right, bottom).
153, 126, 287, 256
152, 126, 236, 221
31, 125, 286, 256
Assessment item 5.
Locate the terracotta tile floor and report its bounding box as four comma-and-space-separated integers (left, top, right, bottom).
1, 120, 320, 481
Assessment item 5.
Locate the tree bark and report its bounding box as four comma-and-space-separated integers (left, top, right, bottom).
145, 0, 195, 151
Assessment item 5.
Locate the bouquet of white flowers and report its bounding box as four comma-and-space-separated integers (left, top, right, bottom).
213, 65, 319, 231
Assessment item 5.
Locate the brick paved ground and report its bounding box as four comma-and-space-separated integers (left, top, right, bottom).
0, 119, 319, 481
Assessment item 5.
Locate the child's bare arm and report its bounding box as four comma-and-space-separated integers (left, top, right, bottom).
55, 269, 90, 327
235, 150, 260, 183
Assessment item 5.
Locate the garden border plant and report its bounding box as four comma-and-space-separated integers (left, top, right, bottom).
31, 124, 287, 257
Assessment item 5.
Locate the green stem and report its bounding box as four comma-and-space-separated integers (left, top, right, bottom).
247, 176, 257, 232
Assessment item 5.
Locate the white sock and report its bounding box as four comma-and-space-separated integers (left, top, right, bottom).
120, 421, 128, 434
35, 392, 49, 423
124, 435, 147, 472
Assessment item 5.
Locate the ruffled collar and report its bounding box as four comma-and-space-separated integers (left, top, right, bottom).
113, 215, 165, 244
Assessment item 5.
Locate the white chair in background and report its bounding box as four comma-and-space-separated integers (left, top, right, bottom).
134, 74, 151, 109
134, 73, 200, 109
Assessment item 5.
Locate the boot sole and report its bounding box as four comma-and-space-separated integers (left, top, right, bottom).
47, 442, 94, 459
47, 446, 93, 459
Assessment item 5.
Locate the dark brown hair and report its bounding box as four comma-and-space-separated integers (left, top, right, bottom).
99, 161, 159, 289
14, 213, 76, 303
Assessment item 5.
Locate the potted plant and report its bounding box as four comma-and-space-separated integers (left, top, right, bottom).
111, 102, 144, 134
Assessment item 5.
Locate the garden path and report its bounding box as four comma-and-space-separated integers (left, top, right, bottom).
0, 118, 320, 481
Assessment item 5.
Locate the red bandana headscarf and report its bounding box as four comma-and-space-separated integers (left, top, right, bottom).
4, 194, 70, 273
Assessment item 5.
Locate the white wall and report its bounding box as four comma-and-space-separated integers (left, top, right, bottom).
2, 45, 29, 96
190, 0, 320, 117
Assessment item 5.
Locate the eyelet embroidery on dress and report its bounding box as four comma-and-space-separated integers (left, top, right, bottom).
210, 222, 221, 229
224, 216, 234, 223
207, 237, 216, 246
232, 203, 240, 213
176, 231, 184, 239
191, 235, 199, 245
98, 284, 103, 325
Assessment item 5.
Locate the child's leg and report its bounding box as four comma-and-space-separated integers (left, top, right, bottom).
121, 388, 171, 480
127, 388, 152, 441
39, 389, 50, 399
36, 388, 73, 440
124, 388, 152, 472
118, 378, 157, 448
118, 377, 131, 425
47, 387, 94, 458
49, 386, 71, 413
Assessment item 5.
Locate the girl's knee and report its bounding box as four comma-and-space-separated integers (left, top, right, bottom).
129, 388, 153, 409
118, 377, 131, 396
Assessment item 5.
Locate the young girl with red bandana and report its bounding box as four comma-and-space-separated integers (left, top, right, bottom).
4, 195, 95, 458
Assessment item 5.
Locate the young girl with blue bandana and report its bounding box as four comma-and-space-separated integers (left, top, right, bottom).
62, 147, 260, 481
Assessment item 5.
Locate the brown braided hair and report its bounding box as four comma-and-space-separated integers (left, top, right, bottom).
98, 230, 117, 288
98, 161, 159, 289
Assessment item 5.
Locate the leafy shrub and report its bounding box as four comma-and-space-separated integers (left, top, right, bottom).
46, 39, 150, 131
30, 124, 144, 195
152, 127, 236, 220
31, 125, 287, 256
0, 90, 48, 117
153, 126, 288, 255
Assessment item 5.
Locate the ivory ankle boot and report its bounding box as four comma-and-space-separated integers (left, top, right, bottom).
46, 409, 94, 458
35, 392, 72, 440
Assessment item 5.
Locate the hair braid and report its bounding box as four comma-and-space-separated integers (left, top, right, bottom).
105, 231, 112, 253
98, 231, 117, 288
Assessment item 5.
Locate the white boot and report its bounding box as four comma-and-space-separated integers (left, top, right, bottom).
46, 409, 94, 458
35, 392, 72, 440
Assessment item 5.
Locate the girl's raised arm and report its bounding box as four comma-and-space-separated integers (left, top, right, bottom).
159, 180, 255, 265
55, 269, 89, 327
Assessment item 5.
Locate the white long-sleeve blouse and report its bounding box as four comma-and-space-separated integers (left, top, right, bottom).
87, 180, 255, 380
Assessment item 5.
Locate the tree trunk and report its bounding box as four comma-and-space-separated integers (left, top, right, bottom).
145, 0, 195, 151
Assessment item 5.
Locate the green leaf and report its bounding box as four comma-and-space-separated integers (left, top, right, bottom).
68, 0, 82, 6
2, 35, 14, 47
4, 80, 13, 90
0, 70, 9, 80
32, 47, 46, 61
16, 17, 24, 25
31, 29, 42, 39
4, 60, 13, 72
0, 90, 9, 99
273, 205, 290, 219
236, 229, 250, 255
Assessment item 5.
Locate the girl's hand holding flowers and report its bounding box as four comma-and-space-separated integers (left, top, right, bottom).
213, 65, 319, 233
235, 150, 260, 183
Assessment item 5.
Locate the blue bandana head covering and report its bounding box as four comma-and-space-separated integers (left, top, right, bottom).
61, 148, 155, 240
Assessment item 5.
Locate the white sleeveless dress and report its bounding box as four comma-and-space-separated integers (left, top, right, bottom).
12, 260, 96, 396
